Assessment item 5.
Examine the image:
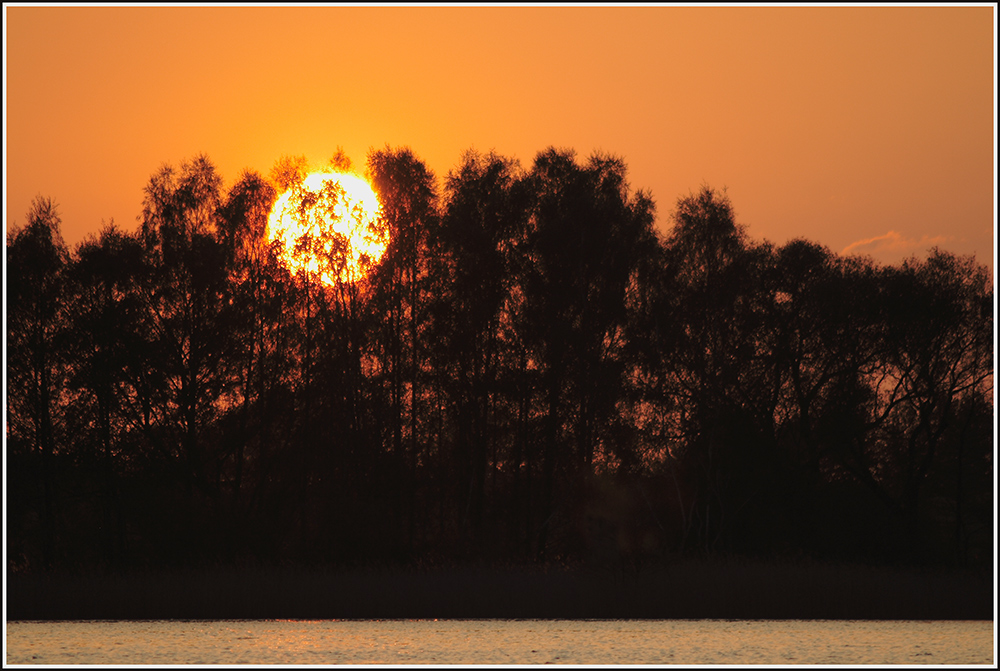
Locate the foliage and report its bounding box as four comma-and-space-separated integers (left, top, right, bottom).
5, 149, 993, 574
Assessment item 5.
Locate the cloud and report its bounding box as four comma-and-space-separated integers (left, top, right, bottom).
841, 230, 952, 259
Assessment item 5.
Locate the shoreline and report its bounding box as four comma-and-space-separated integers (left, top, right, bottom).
6, 560, 993, 622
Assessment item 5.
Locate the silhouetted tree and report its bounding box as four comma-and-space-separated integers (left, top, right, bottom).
7, 196, 71, 568
428, 150, 533, 553
137, 155, 233, 560
520, 148, 658, 557
367, 145, 440, 553
269, 154, 310, 193
653, 186, 787, 554
216, 169, 279, 510
759, 242, 883, 555
63, 223, 148, 567
854, 250, 993, 561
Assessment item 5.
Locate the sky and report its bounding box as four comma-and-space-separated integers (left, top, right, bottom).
4, 4, 996, 269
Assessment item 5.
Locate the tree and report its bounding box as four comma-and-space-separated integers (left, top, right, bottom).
654, 186, 776, 554
367, 145, 440, 552
430, 149, 533, 552
63, 223, 148, 566
519, 148, 658, 557
764, 240, 885, 555
858, 250, 993, 561
269, 154, 309, 193
7, 196, 71, 568
216, 169, 280, 508
137, 155, 232, 559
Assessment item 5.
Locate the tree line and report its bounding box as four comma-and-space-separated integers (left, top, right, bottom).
6, 147, 993, 574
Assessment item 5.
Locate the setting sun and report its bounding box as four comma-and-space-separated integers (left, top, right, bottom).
267, 171, 387, 285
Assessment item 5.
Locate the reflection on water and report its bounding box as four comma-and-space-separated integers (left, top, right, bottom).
5, 619, 994, 665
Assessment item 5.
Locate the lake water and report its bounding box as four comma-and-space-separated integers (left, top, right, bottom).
5, 618, 994, 665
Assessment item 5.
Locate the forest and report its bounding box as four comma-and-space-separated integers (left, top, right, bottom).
6, 146, 994, 576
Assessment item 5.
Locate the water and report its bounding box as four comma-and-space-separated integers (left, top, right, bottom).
5, 619, 994, 665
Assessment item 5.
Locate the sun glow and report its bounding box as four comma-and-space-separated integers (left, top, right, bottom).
267, 171, 386, 285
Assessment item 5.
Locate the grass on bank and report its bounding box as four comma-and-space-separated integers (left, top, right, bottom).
6, 559, 993, 621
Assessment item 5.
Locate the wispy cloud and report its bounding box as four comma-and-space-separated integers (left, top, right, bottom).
841, 230, 952, 259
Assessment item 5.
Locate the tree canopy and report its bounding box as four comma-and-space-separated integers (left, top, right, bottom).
6, 148, 993, 574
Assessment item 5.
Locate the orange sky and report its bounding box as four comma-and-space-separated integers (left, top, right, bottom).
4, 5, 995, 268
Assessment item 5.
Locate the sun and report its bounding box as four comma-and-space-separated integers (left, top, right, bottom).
267, 171, 387, 285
